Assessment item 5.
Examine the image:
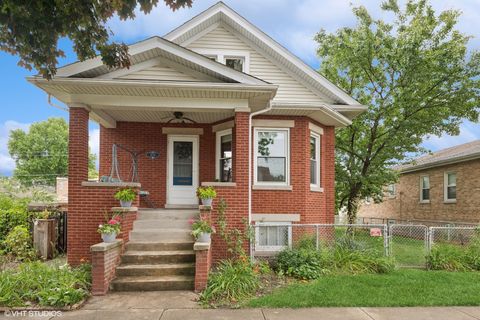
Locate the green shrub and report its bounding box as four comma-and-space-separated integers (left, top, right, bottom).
200, 259, 260, 305
114, 187, 137, 202
0, 199, 32, 242
3, 226, 36, 261
427, 231, 480, 272
0, 262, 91, 307
276, 246, 394, 280
294, 234, 317, 250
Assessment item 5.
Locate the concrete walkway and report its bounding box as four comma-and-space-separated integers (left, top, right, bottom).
1, 291, 480, 319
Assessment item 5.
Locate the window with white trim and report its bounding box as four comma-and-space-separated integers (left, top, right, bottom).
444, 172, 457, 202
310, 132, 321, 187
254, 128, 289, 185
225, 56, 244, 72
215, 129, 232, 182
420, 176, 430, 202
255, 222, 291, 251
387, 184, 396, 198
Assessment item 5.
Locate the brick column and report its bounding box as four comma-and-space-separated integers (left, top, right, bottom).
194, 241, 212, 292
91, 240, 122, 295
67, 106, 90, 265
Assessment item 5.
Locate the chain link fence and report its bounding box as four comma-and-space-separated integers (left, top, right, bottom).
251, 222, 479, 268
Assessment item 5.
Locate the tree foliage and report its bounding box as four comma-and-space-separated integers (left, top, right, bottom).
0, 0, 193, 78
8, 118, 97, 186
315, 0, 480, 221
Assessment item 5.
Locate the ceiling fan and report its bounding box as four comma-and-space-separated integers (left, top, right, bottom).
162, 111, 197, 123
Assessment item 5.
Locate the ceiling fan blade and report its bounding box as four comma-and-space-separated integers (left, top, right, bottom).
183, 117, 197, 123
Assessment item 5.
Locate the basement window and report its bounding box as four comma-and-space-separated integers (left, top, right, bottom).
255, 222, 292, 251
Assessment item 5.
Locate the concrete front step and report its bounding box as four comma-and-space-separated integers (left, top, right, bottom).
126, 241, 194, 251
116, 263, 195, 277
110, 275, 194, 291
133, 219, 191, 229
121, 250, 195, 264
137, 210, 199, 220
130, 229, 193, 242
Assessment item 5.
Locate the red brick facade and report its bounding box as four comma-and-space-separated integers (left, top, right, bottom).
68, 108, 336, 265
91, 240, 123, 295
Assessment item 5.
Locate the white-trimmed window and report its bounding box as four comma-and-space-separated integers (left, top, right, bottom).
444, 172, 457, 202
215, 129, 232, 182
255, 222, 292, 251
310, 132, 321, 187
254, 128, 290, 186
420, 176, 430, 203
387, 184, 396, 198
225, 56, 244, 72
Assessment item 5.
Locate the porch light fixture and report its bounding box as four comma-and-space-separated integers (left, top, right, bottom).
146, 151, 160, 160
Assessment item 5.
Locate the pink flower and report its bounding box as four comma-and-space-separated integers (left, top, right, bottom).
108, 219, 118, 225
188, 218, 195, 225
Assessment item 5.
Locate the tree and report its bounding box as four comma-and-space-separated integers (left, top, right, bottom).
0, 0, 192, 79
315, 0, 480, 223
8, 118, 97, 186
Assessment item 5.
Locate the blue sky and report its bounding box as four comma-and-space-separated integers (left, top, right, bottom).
1, 0, 479, 176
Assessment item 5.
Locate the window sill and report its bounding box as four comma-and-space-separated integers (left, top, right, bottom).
310, 186, 324, 193
252, 185, 293, 191
444, 200, 457, 204
201, 182, 236, 187
419, 200, 430, 204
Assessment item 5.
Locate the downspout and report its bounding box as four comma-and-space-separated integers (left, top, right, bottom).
248, 102, 272, 224
47, 94, 69, 112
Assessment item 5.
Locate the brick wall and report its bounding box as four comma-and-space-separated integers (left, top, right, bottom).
358, 159, 480, 224
194, 242, 212, 292
91, 240, 123, 295
99, 122, 215, 208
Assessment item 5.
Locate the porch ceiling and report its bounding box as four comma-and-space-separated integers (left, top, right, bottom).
92, 108, 234, 124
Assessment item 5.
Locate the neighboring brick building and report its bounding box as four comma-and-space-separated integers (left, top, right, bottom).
358, 140, 480, 225
28, 2, 364, 291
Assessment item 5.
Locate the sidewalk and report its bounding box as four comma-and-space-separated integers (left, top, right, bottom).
1, 291, 479, 320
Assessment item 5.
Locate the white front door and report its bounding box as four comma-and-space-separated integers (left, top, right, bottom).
167, 135, 199, 206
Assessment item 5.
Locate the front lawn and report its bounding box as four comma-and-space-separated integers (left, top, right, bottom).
247, 269, 480, 308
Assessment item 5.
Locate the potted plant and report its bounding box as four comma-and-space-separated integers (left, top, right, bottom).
190, 217, 216, 242
114, 187, 137, 207
97, 217, 121, 243
197, 186, 217, 206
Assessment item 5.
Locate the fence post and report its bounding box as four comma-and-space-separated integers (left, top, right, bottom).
428, 227, 434, 253
383, 224, 389, 256
316, 225, 319, 250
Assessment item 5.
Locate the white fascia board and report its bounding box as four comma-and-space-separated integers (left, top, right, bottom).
271, 102, 352, 127
164, 2, 361, 106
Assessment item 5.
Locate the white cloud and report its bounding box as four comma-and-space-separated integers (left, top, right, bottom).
89, 128, 100, 169
0, 120, 31, 176
423, 121, 480, 151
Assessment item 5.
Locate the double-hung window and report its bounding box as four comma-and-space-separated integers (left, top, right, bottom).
444, 172, 457, 202
254, 128, 289, 185
387, 184, 396, 198
255, 222, 292, 251
420, 176, 430, 202
215, 129, 233, 182
310, 132, 321, 188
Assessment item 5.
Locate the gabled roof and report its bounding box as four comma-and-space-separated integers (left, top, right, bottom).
53, 36, 269, 86
397, 140, 480, 173
164, 1, 365, 112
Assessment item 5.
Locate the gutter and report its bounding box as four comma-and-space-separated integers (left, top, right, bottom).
248, 102, 272, 227
399, 152, 480, 174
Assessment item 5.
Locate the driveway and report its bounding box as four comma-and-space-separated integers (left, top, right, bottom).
1, 291, 480, 320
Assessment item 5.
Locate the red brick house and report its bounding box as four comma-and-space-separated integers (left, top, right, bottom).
28, 2, 364, 291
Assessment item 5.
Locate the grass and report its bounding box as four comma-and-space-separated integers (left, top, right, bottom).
247, 269, 480, 308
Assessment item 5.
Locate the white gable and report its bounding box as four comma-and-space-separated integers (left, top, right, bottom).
118, 64, 213, 82
187, 25, 333, 104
